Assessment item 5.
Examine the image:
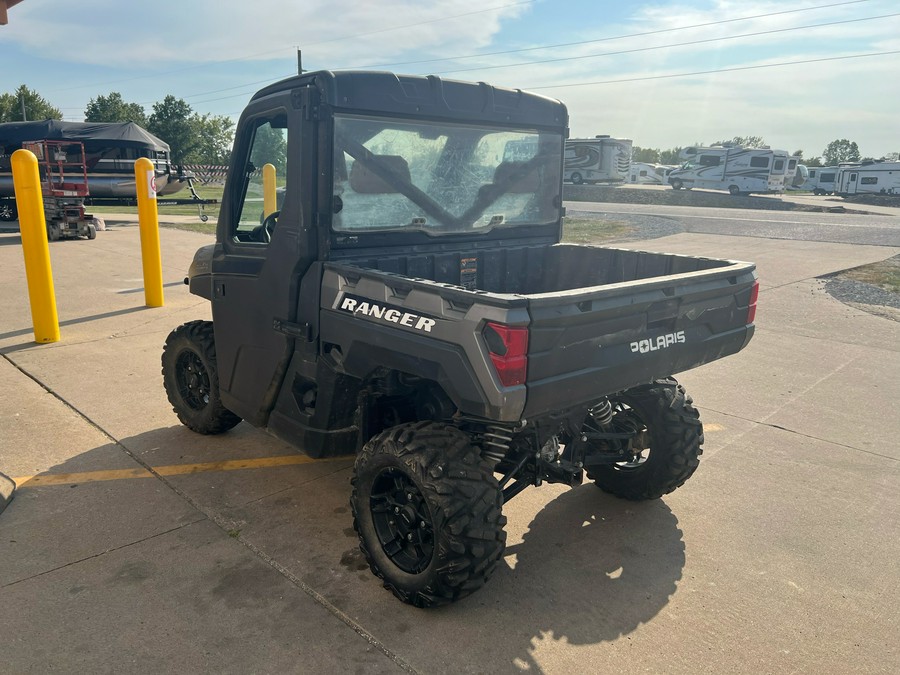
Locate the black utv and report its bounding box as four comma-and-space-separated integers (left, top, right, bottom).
162, 70, 757, 607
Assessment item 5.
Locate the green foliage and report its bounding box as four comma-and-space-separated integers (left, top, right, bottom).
658, 147, 683, 165
632, 146, 660, 163
84, 92, 147, 125
0, 85, 62, 122
147, 95, 234, 165
249, 124, 287, 173
712, 135, 767, 148
804, 156, 823, 167
823, 139, 860, 166
190, 113, 235, 165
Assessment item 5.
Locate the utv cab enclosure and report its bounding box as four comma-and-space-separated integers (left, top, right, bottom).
162, 70, 757, 608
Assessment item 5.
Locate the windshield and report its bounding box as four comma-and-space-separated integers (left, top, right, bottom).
332, 115, 562, 235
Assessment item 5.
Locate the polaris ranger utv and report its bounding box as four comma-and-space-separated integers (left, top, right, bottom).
162, 71, 757, 607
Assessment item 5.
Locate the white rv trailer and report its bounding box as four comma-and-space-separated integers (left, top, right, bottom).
796, 166, 839, 195
667, 145, 787, 195
834, 161, 900, 196
564, 136, 632, 184
629, 162, 673, 185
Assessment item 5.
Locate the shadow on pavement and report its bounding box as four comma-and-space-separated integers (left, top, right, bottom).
0, 306, 151, 349
484, 486, 685, 671
1, 422, 686, 673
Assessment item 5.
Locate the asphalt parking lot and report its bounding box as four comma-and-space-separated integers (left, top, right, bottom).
1, 216, 898, 673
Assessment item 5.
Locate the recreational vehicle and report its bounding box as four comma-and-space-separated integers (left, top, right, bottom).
564, 136, 632, 184
834, 161, 900, 196
667, 145, 787, 195
796, 166, 839, 195
0, 120, 192, 221
629, 162, 673, 185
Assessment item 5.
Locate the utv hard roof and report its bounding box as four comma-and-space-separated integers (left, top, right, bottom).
250, 70, 568, 129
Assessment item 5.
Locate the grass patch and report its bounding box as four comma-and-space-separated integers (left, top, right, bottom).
562, 217, 631, 243
90, 183, 224, 217
160, 220, 218, 235
836, 256, 900, 294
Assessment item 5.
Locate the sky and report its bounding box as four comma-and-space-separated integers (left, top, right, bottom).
2, 0, 898, 160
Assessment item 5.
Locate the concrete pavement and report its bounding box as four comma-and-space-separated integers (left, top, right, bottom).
1, 223, 898, 673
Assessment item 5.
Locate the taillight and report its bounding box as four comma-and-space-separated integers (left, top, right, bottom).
747, 280, 759, 324
483, 322, 528, 387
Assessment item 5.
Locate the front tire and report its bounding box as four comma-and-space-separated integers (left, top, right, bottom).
587, 378, 703, 501
671, 179, 684, 190
161, 320, 241, 434
351, 422, 506, 608
570, 172, 584, 185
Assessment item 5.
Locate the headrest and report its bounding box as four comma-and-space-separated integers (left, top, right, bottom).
349, 155, 411, 194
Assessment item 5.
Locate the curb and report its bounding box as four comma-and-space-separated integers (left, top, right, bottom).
0, 471, 15, 515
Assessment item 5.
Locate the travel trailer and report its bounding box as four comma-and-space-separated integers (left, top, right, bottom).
796, 166, 839, 195
629, 162, 673, 185
667, 145, 790, 195
564, 136, 632, 184
834, 161, 900, 196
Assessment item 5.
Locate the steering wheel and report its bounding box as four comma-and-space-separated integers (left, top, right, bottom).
261, 210, 280, 243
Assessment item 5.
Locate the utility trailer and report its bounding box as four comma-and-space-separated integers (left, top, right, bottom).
162, 70, 758, 608
22, 139, 96, 240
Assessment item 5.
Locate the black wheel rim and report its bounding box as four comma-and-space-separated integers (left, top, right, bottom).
175, 350, 211, 410
369, 468, 434, 574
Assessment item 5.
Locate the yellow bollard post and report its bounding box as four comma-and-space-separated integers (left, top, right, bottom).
263, 163, 277, 220
11, 149, 60, 344
134, 157, 164, 307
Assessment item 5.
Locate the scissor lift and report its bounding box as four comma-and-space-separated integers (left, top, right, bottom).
23, 139, 96, 240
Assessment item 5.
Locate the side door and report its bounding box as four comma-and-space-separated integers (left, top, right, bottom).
211, 96, 310, 425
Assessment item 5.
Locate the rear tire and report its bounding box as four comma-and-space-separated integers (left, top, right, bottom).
728, 185, 740, 196
161, 320, 241, 434
570, 172, 583, 185
351, 422, 506, 608
671, 179, 684, 190
587, 378, 703, 500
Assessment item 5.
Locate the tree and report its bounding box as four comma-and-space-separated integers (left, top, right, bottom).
84, 92, 147, 125
883, 152, 899, 162
659, 147, 683, 165
248, 123, 286, 173
147, 95, 235, 165
804, 156, 823, 167
0, 85, 62, 122
187, 113, 235, 165
148, 95, 197, 164
823, 139, 860, 166
712, 135, 767, 148
632, 146, 660, 163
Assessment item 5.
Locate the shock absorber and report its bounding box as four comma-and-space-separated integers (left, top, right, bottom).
481, 424, 514, 465
588, 398, 613, 427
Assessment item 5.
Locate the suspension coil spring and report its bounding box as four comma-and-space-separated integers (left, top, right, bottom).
482, 425, 514, 465
588, 398, 614, 427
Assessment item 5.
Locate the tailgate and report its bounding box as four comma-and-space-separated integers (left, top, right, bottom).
523, 249, 756, 418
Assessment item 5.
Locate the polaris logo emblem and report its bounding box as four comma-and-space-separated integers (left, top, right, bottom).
630, 331, 685, 354
339, 294, 437, 333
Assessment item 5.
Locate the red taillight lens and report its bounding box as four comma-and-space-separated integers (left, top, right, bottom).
484, 322, 528, 387
747, 280, 759, 324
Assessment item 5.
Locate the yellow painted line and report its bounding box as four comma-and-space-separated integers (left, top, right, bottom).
13, 454, 351, 489
705, 423, 725, 432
